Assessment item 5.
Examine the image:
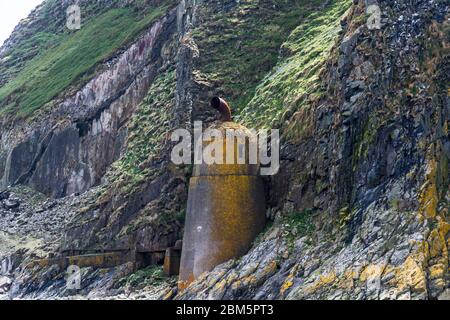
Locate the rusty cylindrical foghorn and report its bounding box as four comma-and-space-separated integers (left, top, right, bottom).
178, 97, 266, 290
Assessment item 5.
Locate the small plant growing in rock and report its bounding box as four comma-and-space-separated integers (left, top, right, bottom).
116, 266, 168, 291
280, 209, 315, 253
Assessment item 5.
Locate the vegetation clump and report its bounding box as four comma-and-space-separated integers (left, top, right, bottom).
193, 0, 342, 119
107, 68, 176, 194
239, 0, 352, 128
116, 265, 170, 290
280, 210, 315, 252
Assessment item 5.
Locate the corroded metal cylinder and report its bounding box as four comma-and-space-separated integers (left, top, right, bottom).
178, 121, 266, 290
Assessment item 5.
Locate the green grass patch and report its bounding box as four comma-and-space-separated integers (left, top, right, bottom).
238, 0, 351, 128
192, 0, 330, 116
280, 209, 315, 253
115, 265, 169, 289
0, 3, 173, 120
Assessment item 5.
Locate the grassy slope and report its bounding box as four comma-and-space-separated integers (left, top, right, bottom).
192, 0, 351, 129
239, 0, 352, 128
107, 68, 177, 195
92, 67, 181, 236
0, 2, 173, 120
0, 0, 64, 85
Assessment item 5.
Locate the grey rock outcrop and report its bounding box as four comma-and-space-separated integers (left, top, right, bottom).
0, 8, 177, 198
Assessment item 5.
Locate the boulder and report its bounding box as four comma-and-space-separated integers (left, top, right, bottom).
3, 198, 20, 210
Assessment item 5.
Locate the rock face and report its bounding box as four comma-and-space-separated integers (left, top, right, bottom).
0, 10, 176, 198
177, 0, 450, 300
0, 0, 448, 300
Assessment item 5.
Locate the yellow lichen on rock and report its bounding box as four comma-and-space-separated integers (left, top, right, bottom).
305, 271, 337, 294
339, 269, 357, 290
213, 278, 228, 291
428, 229, 445, 259
263, 260, 278, 276
392, 255, 427, 293
280, 264, 300, 296
419, 159, 438, 219
429, 263, 446, 279
280, 278, 294, 295
438, 218, 450, 240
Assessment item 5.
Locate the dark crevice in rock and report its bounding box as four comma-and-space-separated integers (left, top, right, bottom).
13, 130, 54, 187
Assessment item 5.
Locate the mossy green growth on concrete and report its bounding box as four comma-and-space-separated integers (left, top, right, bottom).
0, 2, 174, 120
239, 0, 351, 128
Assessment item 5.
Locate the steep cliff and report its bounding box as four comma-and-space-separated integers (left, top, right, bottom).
0, 0, 448, 300
177, 0, 450, 300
